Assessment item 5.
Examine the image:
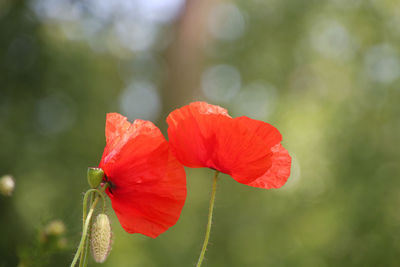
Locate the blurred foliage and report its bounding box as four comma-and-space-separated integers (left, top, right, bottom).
18, 220, 67, 267
1, 0, 400, 266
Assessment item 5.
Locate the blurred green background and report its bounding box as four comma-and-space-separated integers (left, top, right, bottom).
1, 0, 400, 266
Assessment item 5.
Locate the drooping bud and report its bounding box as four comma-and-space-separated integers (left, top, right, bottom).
87, 168, 104, 189
0, 175, 15, 196
91, 214, 112, 263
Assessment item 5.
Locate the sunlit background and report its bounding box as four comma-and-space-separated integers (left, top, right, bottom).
1, 0, 400, 266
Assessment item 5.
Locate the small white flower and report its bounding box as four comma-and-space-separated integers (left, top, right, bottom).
0, 175, 15, 196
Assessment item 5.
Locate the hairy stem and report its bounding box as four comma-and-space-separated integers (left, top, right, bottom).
70, 196, 100, 267
80, 191, 94, 267
196, 170, 219, 267
71, 187, 107, 267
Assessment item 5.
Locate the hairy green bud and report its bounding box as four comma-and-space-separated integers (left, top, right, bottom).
90, 214, 112, 263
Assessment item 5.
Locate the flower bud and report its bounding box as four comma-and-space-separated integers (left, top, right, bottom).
91, 214, 112, 263
87, 168, 104, 189
44, 220, 66, 236
0, 175, 15, 196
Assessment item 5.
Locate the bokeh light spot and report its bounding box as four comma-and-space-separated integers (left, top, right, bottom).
232, 82, 277, 120
35, 94, 76, 135
208, 3, 245, 41
5, 35, 37, 72
138, 0, 184, 23
364, 43, 400, 84
201, 64, 241, 103
119, 81, 161, 121
114, 19, 158, 52
310, 19, 354, 60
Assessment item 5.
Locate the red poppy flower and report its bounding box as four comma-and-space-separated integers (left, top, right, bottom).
167, 102, 291, 189
99, 113, 187, 238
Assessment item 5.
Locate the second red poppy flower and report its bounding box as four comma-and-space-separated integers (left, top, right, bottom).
167, 101, 291, 189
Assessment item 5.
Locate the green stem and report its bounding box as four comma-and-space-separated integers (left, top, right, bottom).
80, 191, 94, 267
71, 186, 107, 267
70, 196, 100, 267
196, 170, 219, 267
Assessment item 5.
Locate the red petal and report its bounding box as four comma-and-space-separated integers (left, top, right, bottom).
99, 114, 186, 238
167, 102, 283, 183
100, 113, 135, 166
221, 116, 282, 183
166, 102, 231, 168
246, 144, 292, 189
